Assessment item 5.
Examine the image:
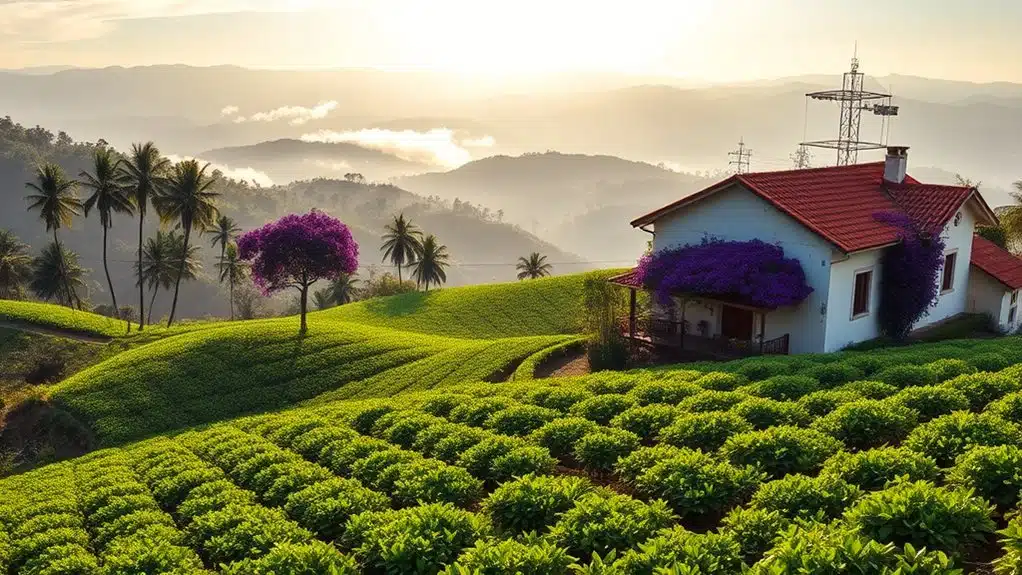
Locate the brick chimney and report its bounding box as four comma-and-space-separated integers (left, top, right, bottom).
883, 146, 909, 184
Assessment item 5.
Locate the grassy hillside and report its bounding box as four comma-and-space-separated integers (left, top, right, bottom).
0, 301, 128, 337
323, 270, 621, 339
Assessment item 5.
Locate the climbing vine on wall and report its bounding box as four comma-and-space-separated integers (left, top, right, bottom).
873, 211, 946, 340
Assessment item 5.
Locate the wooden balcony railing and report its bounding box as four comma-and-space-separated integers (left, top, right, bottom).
632, 318, 789, 357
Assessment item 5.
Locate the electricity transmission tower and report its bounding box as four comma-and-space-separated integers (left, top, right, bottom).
791, 145, 813, 169
801, 54, 899, 166
728, 138, 752, 174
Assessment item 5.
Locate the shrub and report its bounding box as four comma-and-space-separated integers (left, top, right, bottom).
377, 413, 440, 447
446, 539, 575, 575
843, 355, 890, 377
694, 372, 749, 392
610, 527, 744, 575
806, 363, 864, 387
392, 460, 485, 508
890, 386, 970, 422
610, 404, 679, 439
843, 480, 995, 555
630, 448, 763, 518
734, 360, 791, 381
946, 445, 1022, 511
833, 380, 899, 399
678, 390, 749, 413
943, 372, 1021, 410
749, 473, 861, 520
744, 375, 819, 401
484, 405, 561, 437
548, 493, 675, 556
729, 398, 811, 429
721, 426, 842, 478
348, 405, 394, 434
821, 447, 939, 491
718, 507, 790, 561
527, 417, 600, 459
658, 412, 753, 451
627, 380, 703, 405
457, 437, 524, 480
569, 394, 637, 425
997, 515, 1022, 574
528, 387, 594, 413
615, 445, 685, 484
449, 398, 517, 427
481, 474, 595, 534
491, 447, 558, 482
987, 392, 1022, 424
810, 399, 918, 450
413, 423, 481, 459
186, 504, 312, 565
971, 352, 1011, 372
420, 394, 474, 418
284, 478, 389, 541
904, 412, 1022, 467
222, 541, 358, 575
797, 389, 863, 417
876, 365, 938, 388
574, 428, 640, 473
925, 358, 977, 383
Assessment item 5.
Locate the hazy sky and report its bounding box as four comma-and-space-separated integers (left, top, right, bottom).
3, 0, 1020, 82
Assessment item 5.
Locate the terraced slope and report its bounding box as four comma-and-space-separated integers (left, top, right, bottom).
0, 301, 129, 338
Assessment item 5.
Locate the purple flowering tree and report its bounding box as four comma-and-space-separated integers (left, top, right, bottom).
873, 211, 946, 339
238, 211, 359, 333
635, 239, 813, 309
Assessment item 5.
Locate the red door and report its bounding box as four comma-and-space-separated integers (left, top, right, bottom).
720, 305, 754, 341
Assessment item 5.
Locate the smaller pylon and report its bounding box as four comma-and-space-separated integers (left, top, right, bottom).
728, 138, 752, 174
791, 145, 812, 169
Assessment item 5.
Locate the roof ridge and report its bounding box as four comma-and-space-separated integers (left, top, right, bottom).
743, 161, 885, 178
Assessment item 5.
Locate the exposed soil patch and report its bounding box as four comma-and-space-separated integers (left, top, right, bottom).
535, 347, 590, 379
0, 320, 113, 343
0, 396, 94, 476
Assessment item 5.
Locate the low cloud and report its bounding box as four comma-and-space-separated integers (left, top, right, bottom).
299, 128, 497, 168
166, 154, 274, 188
233, 101, 337, 126
221, 105, 240, 116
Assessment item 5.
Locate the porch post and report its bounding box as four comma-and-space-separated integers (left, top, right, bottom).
628, 288, 637, 339
679, 298, 687, 350
759, 312, 766, 353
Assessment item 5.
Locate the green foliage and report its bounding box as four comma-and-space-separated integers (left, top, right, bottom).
729, 397, 811, 429
491, 446, 558, 482
484, 405, 561, 437
718, 507, 790, 561
528, 417, 600, 459
0, 300, 127, 336
573, 428, 640, 473
548, 493, 675, 557
570, 394, 637, 425
481, 474, 595, 534
678, 390, 750, 413
946, 445, 1022, 511
986, 392, 1022, 423
821, 447, 940, 491
658, 412, 753, 451
693, 372, 748, 392
904, 412, 1022, 467
610, 404, 680, 438
877, 365, 939, 388
924, 359, 977, 383
806, 362, 864, 387
833, 380, 899, 399
844, 480, 995, 555
797, 389, 863, 417
890, 386, 971, 422
942, 372, 1020, 410
446, 539, 575, 575
721, 425, 843, 478
749, 473, 862, 519
810, 399, 919, 450
997, 514, 1022, 574
611, 527, 745, 575
627, 380, 703, 405
223, 541, 358, 575
970, 353, 1011, 372
527, 387, 595, 413
628, 448, 764, 518
744, 375, 820, 401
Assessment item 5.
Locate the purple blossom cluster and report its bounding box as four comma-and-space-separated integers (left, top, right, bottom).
873, 211, 946, 339
635, 239, 813, 309
238, 211, 359, 295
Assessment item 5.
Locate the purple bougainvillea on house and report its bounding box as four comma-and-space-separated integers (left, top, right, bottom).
634, 239, 813, 309
239, 210, 359, 333
873, 211, 945, 340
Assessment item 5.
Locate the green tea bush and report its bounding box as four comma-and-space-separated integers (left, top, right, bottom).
997, 514, 1022, 574
100, 537, 209, 575
797, 389, 863, 417
658, 412, 753, 451
904, 412, 1022, 467
749, 473, 861, 519
348, 405, 395, 435
970, 352, 1011, 372
527, 387, 595, 413
223, 541, 359, 575
392, 460, 485, 507
610, 404, 680, 439
718, 507, 790, 561
694, 372, 749, 392
806, 362, 864, 387
729, 398, 811, 429
821, 447, 939, 491
721, 425, 843, 477
810, 399, 919, 450
946, 445, 1022, 511
420, 394, 475, 418
610, 527, 744, 575
574, 428, 640, 473
734, 360, 791, 381
431, 428, 488, 463
548, 493, 675, 556
446, 539, 575, 575
283, 478, 389, 540
843, 355, 891, 377
630, 448, 763, 518
491, 447, 558, 482
678, 390, 750, 413
484, 405, 561, 437
615, 445, 685, 484
744, 375, 819, 401
481, 474, 595, 534
876, 365, 938, 388
943, 372, 1021, 410
457, 437, 525, 481
833, 380, 899, 399
924, 358, 977, 383
889, 386, 971, 421
527, 417, 600, 459
376, 412, 442, 447
627, 380, 703, 405
413, 423, 483, 460
186, 504, 312, 565
986, 391, 1022, 424
843, 480, 995, 555
569, 394, 637, 425
449, 397, 518, 427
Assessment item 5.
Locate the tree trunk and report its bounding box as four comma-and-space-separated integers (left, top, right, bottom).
299, 282, 309, 334
221, 243, 231, 320
147, 286, 158, 325
397, 263, 402, 284
102, 225, 120, 324
54, 230, 73, 308
228, 271, 235, 321
166, 223, 190, 328
137, 215, 145, 331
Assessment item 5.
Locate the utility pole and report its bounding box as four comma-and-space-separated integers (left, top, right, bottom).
728, 138, 752, 174
791, 144, 812, 169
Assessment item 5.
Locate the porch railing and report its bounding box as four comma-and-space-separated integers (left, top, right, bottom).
633, 318, 789, 356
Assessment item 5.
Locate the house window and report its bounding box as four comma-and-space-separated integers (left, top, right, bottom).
941, 252, 957, 293
852, 269, 872, 319
1011, 291, 1018, 325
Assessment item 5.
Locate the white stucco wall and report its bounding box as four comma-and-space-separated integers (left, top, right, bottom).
968, 267, 1014, 331
652, 184, 833, 354
914, 206, 978, 329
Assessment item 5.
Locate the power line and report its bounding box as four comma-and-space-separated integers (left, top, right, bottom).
728, 138, 752, 174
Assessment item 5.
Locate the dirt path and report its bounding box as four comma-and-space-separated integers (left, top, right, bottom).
0, 320, 112, 344
535, 351, 590, 378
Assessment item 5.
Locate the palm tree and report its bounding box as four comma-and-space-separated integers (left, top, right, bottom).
1000, 180, 1022, 251
217, 242, 247, 320
312, 288, 333, 310
380, 213, 423, 284
152, 160, 220, 327
30, 240, 86, 306
207, 215, 241, 269
80, 147, 134, 323
122, 142, 170, 331
411, 234, 450, 292
25, 163, 83, 308
137, 230, 201, 325
0, 230, 32, 299
516, 252, 553, 280
327, 272, 360, 305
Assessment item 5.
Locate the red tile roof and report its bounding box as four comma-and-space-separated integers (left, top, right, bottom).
970, 235, 1022, 290
631, 162, 997, 253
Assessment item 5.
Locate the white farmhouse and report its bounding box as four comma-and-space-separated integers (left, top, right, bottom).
612, 147, 1007, 356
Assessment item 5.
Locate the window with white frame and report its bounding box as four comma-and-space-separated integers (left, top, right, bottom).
941, 252, 957, 293
852, 269, 872, 319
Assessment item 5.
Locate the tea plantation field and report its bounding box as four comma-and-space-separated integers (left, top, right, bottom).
7, 333, 1022, 573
